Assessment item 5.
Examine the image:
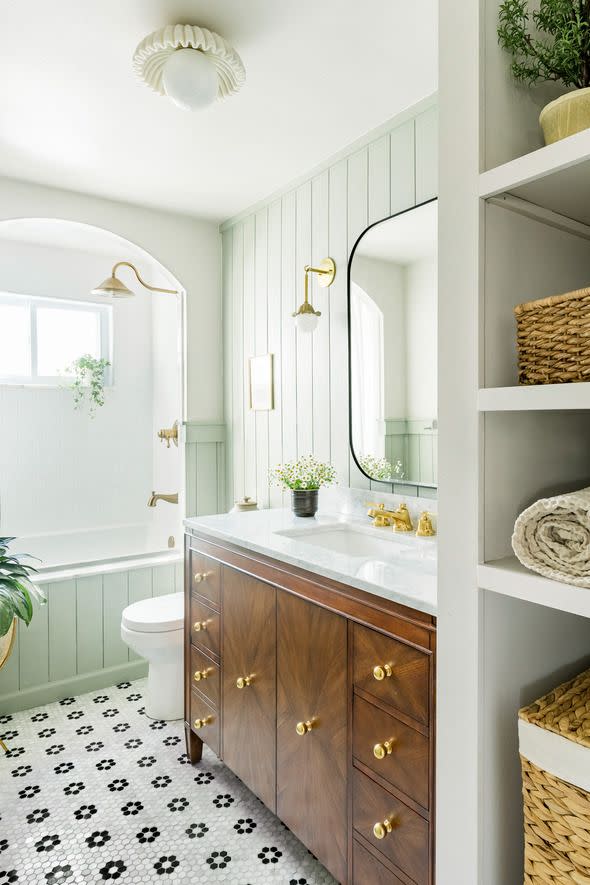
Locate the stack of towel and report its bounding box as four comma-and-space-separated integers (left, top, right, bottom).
512, 487, 590, 588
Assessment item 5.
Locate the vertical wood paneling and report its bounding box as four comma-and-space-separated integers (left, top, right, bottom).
255, 208, 269, 507
232, 224, 245, 500
390, 121, 416, 214
76, 576, 103, 674
0, 624, 19, 695
103, 572, 129, 668
153, 564, 175, 597
328, 158, 351, 486
368, 135, 391, 224
243, 216, 257, 498
195, 443, 219, 515
416, 107, 439, 203
312, 170, 331, 464
19, 587, 49, 689
221, 106, 437, 505
268, 200, 283, 507
347, 149, 371, 491
184, 441, 197, 518
48, 579, 77, 682
127, 568, 153, 661
296, 182, 313, 456
281, 192, 297, 465
222, 227, 234, 509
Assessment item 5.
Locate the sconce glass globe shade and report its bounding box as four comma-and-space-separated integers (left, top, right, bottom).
295, 312, 320, 334
162, 48, 218, 110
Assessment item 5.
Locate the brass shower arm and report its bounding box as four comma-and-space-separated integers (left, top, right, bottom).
111, 261, 179, 295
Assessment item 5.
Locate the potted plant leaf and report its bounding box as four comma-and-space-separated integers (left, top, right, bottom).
66, 354, 111, 418
0, 537, 45, 670
498, 0, 590, 144
269, 455, 337, 517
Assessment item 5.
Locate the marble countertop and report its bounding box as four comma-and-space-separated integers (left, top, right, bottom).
184, 508, 437, 616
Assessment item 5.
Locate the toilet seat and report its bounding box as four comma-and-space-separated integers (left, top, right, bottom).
121, 591, 183, 634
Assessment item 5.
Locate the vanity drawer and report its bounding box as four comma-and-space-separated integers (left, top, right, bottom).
353, 695, 429, 809
189, 549, 221, 606
353, 624, 430, 725
353, 768, 429, 885
190, 690, 220, 757
190, 645, 220, 708
353, 839, 406, 885
190, 597, 221, 658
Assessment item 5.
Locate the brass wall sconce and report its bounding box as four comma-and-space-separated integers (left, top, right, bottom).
292, 257, 336, 334
91, 261, 179, 297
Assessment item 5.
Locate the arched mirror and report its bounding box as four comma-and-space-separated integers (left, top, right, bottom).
348, 198, 437, 489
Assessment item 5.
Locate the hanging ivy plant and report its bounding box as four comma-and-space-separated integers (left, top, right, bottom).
66, 354, 111, 418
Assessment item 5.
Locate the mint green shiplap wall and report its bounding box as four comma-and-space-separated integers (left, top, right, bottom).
0, 560, 183, 714
184, 422, 226, 517
221, 98, 438, 509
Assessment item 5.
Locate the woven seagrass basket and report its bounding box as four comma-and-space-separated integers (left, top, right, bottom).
515, 287, 590, 385
519, 668, 590, 884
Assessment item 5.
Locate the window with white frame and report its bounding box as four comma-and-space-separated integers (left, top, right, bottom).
0, 293, 112, 385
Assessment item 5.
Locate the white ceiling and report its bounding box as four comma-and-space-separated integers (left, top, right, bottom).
355, 200, 438, 265
0, 1, 437, 223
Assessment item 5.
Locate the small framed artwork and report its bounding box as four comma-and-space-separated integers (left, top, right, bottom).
249, 353, 274, 410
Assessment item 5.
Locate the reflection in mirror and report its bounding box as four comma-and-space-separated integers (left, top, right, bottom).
349, 199, 437, 488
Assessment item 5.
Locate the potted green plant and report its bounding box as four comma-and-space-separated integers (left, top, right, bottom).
498, 0, 590, 144
0, 537, 45, 670
269, 455, 337, 517
66, 354, 111, 418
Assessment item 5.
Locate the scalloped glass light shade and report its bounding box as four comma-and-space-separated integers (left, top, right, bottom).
295, 312, 320, 334
162, 48, 218, 110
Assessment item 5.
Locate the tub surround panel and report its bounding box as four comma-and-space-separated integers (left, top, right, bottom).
0, 560, 182, 713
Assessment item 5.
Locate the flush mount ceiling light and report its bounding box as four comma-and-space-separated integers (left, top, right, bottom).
133, 24, 246, 111
91, 262, 178, 298
293, 258, 336, 334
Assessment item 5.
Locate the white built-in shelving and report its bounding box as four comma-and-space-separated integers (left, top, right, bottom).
479, 557, 590, 619
478, 382, 590, 411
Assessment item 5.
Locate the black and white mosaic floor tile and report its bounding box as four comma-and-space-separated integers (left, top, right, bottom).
0, 679, 336, 884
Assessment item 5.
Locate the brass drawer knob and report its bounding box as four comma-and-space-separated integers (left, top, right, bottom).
373, 816, 396, 840
193, 620, 209, 632
193, 715, 213, 730
193, 668, 211, 682
236, 675, 253, 689
194, 571, 212, 583
373, 664, 393, 681
373, 739, 396, 760
296, 720, 314, 736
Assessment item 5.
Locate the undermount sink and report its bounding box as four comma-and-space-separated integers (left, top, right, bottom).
274, 521, 436, 566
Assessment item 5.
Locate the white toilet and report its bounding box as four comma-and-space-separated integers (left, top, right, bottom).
121, 592, 184, 721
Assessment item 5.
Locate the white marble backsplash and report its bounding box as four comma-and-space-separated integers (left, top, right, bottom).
319, 485, 437, 528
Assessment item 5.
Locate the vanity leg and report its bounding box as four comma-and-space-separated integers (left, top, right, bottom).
184, 722, 203, 764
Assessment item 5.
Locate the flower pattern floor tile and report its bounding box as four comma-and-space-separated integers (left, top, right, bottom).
0, 679, 337, 884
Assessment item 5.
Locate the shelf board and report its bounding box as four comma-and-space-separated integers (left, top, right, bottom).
479, 556, 590, 619
479, 130, 590, 226
478, 383, 590, 412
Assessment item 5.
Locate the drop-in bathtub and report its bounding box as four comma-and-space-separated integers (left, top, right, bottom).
0, 526, 184, 713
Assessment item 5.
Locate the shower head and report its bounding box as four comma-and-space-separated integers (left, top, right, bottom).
92, 261, 179, 298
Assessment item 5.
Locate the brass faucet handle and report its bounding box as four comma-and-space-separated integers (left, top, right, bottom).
416, 511, 436, 537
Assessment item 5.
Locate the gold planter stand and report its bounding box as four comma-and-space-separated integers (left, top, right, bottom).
0, 619, 16, 752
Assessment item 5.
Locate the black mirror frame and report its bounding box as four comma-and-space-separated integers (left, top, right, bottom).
347, 196, 438, 490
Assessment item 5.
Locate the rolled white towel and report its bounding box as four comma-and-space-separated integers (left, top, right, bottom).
512, 487, 590, 588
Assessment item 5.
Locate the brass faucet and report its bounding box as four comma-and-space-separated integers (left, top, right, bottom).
416, 511, 436, 537
366, 502, 414, 532
158, 420, 179, 448
147, 492, 178, 508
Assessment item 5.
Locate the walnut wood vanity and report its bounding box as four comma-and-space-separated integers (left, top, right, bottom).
184, 528, 436, 885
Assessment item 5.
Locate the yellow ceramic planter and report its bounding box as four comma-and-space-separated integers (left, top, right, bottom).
540, 87, 590, 144
0, 618, 16, 670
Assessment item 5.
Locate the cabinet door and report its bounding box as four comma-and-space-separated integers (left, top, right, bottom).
222, 568, 276, 811
277, 593, 348, 884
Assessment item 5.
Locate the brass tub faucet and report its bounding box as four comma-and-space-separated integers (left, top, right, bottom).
148, 492, 179, 507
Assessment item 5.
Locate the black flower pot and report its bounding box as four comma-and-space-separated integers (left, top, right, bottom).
291, 489, 319, 518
